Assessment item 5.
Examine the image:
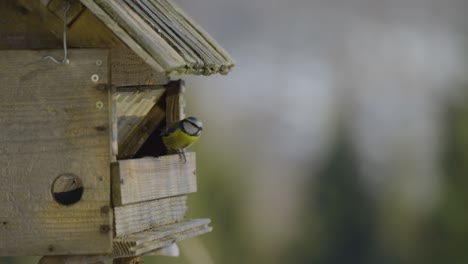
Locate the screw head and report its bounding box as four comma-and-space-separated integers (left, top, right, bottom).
100, 225, 111, 233
48, 245, 54, 252
91, 74, 100, 82
96, 60, 103, 66
96, 83, 107, 91
96, 101, 104, 109
100, 206, 110, 214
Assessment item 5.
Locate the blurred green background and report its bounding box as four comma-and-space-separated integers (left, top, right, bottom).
3, 0, 468, 263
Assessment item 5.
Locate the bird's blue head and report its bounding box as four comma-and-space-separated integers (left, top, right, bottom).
182, 117, 203, 136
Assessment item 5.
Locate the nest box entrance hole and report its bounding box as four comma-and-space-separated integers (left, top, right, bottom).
133, 118, 168, 158
51, 174, 84, 206
115, 80, 184, 160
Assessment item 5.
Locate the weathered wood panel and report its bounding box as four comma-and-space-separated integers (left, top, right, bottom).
116, 87, 166, 159
124, 0, 201, 70
93, 0, 186, 71
111, 86, 119, 159
111, 154, 197, 206
0, 49, 112, 255
165, 0, 235, 74
0, 1, 61, 49
165, 80, 186, 127
116, 87, 165, 141
113, 219, 211, 256
46, 0, 85, 25
80, 0, 166, 72
111, 49, 169, 86
68, 8, 125, 48
39, 255, 111, 264
91, 0, 235, 75
9, 0, 234, 75
113, 257, 142, 264
114, 195, 188, 237
15, 0, 124, 49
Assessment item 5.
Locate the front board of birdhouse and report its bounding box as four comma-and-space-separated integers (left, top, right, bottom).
0, 50, 112, 255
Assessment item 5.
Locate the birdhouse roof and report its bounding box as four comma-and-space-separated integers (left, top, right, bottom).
80, 0, 234, 76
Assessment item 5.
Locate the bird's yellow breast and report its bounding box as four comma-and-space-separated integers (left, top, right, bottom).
162, 128, 199, 150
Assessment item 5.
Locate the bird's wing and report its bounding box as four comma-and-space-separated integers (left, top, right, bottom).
159, 127, 169, 136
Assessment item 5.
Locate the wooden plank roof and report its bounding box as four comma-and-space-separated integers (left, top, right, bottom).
80, 0, 234, 76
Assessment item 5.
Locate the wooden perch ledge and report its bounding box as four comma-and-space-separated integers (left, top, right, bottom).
111, 153, 197, 206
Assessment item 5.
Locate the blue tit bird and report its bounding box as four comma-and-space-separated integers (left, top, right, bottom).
161, 116, 203, 162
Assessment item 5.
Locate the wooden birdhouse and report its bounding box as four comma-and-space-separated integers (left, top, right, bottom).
0, 0, 234, 263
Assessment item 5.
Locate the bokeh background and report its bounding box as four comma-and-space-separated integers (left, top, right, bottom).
3, 0, 468, 263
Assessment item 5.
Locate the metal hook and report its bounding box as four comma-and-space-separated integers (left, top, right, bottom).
44, 0, 71, 64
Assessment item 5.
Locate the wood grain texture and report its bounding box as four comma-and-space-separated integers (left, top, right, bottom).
14, 0, 122, 49
110, 85, 119, 159
47, 0, 85, 26
79, 0, 165, 72
116, 88, 166, 159
113, 219, 211, 256
114, 195, 188, 237
128, 0, 215, 74
15, 0, 73, 48
111, 154, 197, 206
68, 8, 125, 48
116, 87, 165, 145
0, 49, 112, 255
113, 257, 141, 264
165, 80, 185, 128
123, 0, 200, 71
85, 0, 234, 75
6, 0, 234, 75
121, 0, 235, 75
0, 1, 61, 49
165, 0, 235, 74
111, 49, 169, 86
93, 0, 185, 71
39, 255, 109, 264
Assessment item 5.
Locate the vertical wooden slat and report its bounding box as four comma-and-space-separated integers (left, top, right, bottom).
110, 85, 119, 160
165, 79, 185, 127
